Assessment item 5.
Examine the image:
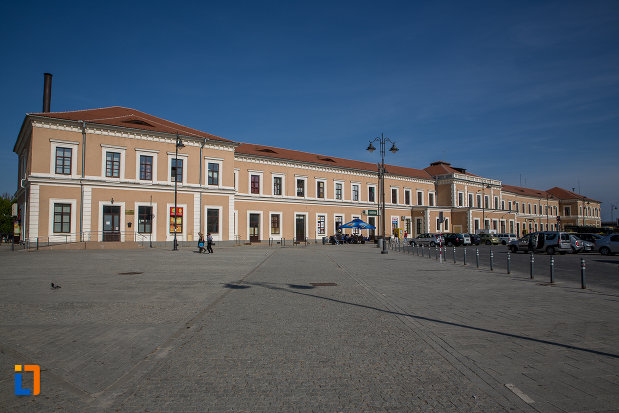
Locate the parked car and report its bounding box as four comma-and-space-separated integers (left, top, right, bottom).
410, 233, 444, 247
497, 233, 517, 245
443, 233, 470, 247
569, 235, 594, 253
508, 231, 571, 255
479, 233, 501, 245
573, 233, 603, 244
596, 233, 619, 255
467, 233, 481, 246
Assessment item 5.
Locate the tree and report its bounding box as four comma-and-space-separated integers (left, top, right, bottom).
0, 193, 15, 236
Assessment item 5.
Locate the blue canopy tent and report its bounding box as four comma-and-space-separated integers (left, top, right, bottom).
339, 218, 376, 230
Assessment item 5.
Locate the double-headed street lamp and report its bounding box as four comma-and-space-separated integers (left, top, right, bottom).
172, 134, 185, 251
367, 134, 398, 254
476, 184, 492, 231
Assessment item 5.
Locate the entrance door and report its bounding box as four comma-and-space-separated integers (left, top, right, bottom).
295, 215, 306, 242
368, 217, 376, 239
249, 213, 260, 242
103, 206, 121, 241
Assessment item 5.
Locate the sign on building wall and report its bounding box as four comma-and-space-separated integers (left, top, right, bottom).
169, 207, 183, 233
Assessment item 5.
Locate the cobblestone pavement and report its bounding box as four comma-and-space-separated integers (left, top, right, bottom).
1, 244, 617, 412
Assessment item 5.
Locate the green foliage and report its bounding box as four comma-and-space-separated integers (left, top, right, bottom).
0, 193, 15, 235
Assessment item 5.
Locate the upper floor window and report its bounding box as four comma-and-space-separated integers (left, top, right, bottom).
391, 189, 398, 204
564, 206, 571, 216
251, 175, 260, 194
296, 179, 305, 197
106, 152, 121, 178
55, 147, 72, 175
405, 190, 411, 205
207, 163, 219, 185
335, 183, 342, 200
528, 203, 531, 214
429, 193, 435, 207
417, 191, 424, 206
273, 177, 282, 195
534, 204, 538, 215
317, 181, 325, 198
501, 200, 505, 210
476, 194, 481, 208
171, 158, 183, 183
484, 196, 489, 209
140, 155, 153, 180
369, 186, 376, 203
468, 193, 473, 207
508, 201, 512, 211
494, 196, 499, 209
458, 192, 463, 207
352, 185, 359, 201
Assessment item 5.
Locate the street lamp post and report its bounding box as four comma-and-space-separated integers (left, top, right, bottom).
367, 134, 398, 255
173, 134, 185, 251
582, 201, 590, 228
477, 184, 491, 232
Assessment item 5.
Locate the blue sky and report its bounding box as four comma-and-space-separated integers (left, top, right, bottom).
1, 0, 618, 219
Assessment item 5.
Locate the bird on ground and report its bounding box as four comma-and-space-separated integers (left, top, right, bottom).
50, 282, 61, 289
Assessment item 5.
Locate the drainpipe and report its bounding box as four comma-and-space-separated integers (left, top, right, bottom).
199, 138, 206, 232
80, 121, 86, 242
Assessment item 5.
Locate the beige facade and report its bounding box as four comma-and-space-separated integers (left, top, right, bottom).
12, 108, 602, 245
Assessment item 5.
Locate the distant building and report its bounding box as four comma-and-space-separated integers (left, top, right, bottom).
12, 107, 601, 244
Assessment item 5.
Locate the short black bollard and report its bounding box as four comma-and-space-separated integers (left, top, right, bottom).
549, 256, 555, 283
490, 248, 494, 271
453, 246, 456, 264
507, 251, 511, 274
36, 237, 39, 250
463, 247, 467, 265
530, 253, 534, 279
580, 258, 586, 289
475, 248, 479, 268
421, 245, 424, 257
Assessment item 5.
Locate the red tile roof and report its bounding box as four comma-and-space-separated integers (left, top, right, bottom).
546, 187, 599, 202
236, 143, 433, 180
502, 184, 551, 198
29, 106, 231, 143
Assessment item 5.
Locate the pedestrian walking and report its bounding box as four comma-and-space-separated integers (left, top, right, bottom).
207, 232, 214, 254
197, 232, 205, 253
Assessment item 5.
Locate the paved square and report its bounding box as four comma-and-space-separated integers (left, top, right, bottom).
1, 244, 618, 412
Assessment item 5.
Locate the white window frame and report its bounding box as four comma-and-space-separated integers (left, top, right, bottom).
135, 201, 157, 241
295, 175, 308, 198
49, 198, 77, 242
205, 157, 223, 188
247, 210, 263, 241
404, 189, 412, 206
416, 190, 424, 206
50, 139, 79, 178
248, 170, 264, 196
367, 184, 377, 203
269, 212, 283, 238
97, 201, 127, 242
391, 187, 399, 205
334, 180, 344, 201
167, 152, 188, 185
468, 193, 473, 207
428, 192, 435, 207
272, 173, 285, 197
351, 183, 360, 202
135, 149, 159, 183
316, 178, 327, 199
316, 213, 327, 236
101, 144, 126, 180
457, 191, 464, 207
334, 214, 344, 232
234, 169, 239, 191
204, 205, 223, 241
166, 202, 187, 242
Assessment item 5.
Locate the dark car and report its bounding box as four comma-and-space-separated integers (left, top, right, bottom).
467, 233, 481, 245
444, 233, 467, 247
574, 233, 603, 243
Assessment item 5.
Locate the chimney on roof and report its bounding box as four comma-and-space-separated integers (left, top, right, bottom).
42, 73, 52, 113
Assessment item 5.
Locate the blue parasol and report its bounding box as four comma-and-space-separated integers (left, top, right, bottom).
339, 218, 376, 229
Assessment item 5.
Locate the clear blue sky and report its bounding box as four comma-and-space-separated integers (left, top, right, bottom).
2, 1, 618, 219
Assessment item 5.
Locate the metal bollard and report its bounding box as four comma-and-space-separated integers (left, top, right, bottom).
436, 246, 439, 260
550, 256, 555, 283
580, 258, 586, 289
37, 237, 39, 250
421, 245, 424, 257
490, 248, 494, 271
475, 248, 479, 268
453, 246, 456, 264
507, 251, 511, 274
530, 253, 534, 279
463, 247, 467, 265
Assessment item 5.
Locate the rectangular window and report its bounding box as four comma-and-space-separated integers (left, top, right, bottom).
528, 203, 531, 214
534, 204, 537, 215
207, 209, 219, 234
564, 206, 571, 216
369, 187, 375, 203
508, 201, 512, 211
317, 215, 326, 235
139, 155, 153, 180
484, 196, 489, 209
477, 194, 481, 208
53, 203, 71, 233
251, 175, 260, 194
391, 189, 397, 204
207, 163, 219, 185
106, 152, 121, 178
417, 191, 423, 206
468, 193, 473, 207
494, 196, 499, 209
405, 190, 411, 205
171, 158, 183, 183
271, 214, 280, 234
137, 206, 153, 233
55, 147, 72, 175
335, 216, 343, 232
273, 177, 282, 195
335, 183, 342, 200
429, 193, 435, 207
458, 192, 463, 207
296, 179, 305, 197
317, 181, 325, 198
352, 185, 359, 201
501, 200, 505, 210
522, 203, 525, 213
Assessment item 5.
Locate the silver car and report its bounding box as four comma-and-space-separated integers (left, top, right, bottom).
410, 233, 444, 247
508, 231, 571, 255
596, 234, 619, 255
570, 235, 594, 253
497, 233, 517, 245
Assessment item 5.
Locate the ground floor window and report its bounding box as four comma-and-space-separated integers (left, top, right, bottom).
335, 216, 343, 233
53, 203, 71, 233
317, 215, 326, 235
474, 219, 480, 232
207, 209, 219, 234
137, 206, 153, 233
271, 214, 280, 235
